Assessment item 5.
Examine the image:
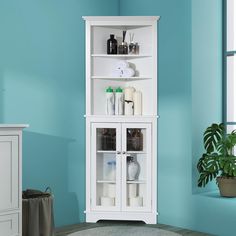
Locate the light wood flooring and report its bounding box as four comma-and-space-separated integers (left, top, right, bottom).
55, 221, 213, 236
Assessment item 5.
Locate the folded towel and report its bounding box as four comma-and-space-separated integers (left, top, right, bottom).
123, 67, 135, 77
112, 68, 123, 77
117, 60, 129, 69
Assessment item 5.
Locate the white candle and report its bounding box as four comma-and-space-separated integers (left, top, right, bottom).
101, 197, 115, 206
107, 184, 116, 198
133, 91, 142, 115
124, 87, 135, 101
129, 197, 143, 207
128, 184, 137, 198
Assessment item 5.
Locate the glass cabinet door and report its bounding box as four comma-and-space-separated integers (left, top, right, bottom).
121, 123, 152, 212
91, 123, 121, 211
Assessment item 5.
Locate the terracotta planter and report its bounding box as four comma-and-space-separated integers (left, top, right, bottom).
217, 176, 236, 197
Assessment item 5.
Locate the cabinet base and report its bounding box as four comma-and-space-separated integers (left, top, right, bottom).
85, 211, 157, 224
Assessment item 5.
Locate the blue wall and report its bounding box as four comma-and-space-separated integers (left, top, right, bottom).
0, 0, 119, 227
1, 0, 234, 235
192, 0, 223, 193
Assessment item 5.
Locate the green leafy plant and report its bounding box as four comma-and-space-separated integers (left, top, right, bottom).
197, 123, 236, 187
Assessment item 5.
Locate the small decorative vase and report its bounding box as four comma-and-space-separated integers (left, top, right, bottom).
127, 156, 140, 180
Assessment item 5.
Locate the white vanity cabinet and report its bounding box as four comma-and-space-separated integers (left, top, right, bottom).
83, 16, 159, 224
0, 125, 28, 236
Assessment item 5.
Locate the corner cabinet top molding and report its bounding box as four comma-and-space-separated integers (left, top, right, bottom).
82, 16, 160, 23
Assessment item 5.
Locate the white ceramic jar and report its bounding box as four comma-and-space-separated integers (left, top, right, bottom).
127, 156, 140, 181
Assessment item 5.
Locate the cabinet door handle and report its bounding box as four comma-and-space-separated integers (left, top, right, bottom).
117, 151, 121, 154
122, 151, 126, 154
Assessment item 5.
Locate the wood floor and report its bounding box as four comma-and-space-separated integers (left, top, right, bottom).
55, 221, 213, 236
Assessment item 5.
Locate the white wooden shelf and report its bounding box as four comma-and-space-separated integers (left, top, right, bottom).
96, 150, 146, 154
97, 180, 116, 184
126, 151, 146, 154
127, 180, 146, 184
84, 115, 159, 118
91, 76, 151, 81
91, 54, 152, 59
97, 150, 116, 153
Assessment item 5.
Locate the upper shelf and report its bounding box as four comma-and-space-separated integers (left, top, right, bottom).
91, 54, 152, 59
91, 76, 151, 81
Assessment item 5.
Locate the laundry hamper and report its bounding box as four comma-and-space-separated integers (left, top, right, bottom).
22, 188, 55, 236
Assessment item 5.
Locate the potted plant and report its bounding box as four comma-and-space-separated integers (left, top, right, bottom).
197, 123, 236, 197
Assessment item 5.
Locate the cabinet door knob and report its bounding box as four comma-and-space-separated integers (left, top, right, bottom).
117, 151, 121, 154
122, 151, 126, 154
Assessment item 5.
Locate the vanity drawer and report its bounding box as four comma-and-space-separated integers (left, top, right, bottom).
0, 213, 18, 236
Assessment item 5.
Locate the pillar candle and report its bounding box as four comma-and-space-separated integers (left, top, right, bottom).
129, 196, 143, 207
133, 91, 142, 115
101, 197, 115, 206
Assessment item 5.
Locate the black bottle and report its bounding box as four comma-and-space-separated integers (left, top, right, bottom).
107, 34, 117, 54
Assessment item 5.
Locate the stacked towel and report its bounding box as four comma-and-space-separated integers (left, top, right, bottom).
112, 60, 135, 77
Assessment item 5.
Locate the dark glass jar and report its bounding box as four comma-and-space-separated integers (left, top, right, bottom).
101, 129, 110, 150
127, 129, 133, 151
111, 129, 116, 151
131, 129, 143, 151
107, 34, 117, 54
118, 42, 128, 54
101, 129, 116, 150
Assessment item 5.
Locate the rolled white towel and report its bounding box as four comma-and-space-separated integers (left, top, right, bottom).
117, 60, 129, 69
112, 68, 123, 77
123, 67, 135, 77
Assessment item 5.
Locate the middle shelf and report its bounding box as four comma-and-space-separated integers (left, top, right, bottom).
96, 150, 147, 154
91, 54, 152, 59
97, 180, 146, 184
91, 76, 151, 81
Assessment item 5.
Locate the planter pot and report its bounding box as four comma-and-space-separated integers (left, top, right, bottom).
217, 176, 236, 197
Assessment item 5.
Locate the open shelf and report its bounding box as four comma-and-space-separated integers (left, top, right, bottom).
126, 151, 146, 154
97, 150, 116, 153
91, 54, 152, 59
91, 25, 153, 55
127, 180, 146, 184
91, 76, 151, 81
85, 115, 159, 118
97, 180, 116, 184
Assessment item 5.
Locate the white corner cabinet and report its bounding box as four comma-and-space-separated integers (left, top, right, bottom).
0, 125, 28, 236
83, 16, 159, 224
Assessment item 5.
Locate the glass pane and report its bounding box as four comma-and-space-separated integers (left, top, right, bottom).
127, 129, 144, 152
227, 0, 236, 51
125, 128, 147, 208
227, 55, 236, 121
96, 128, 117, 207
126, 155, 147, 208
97, 128, 116, 151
